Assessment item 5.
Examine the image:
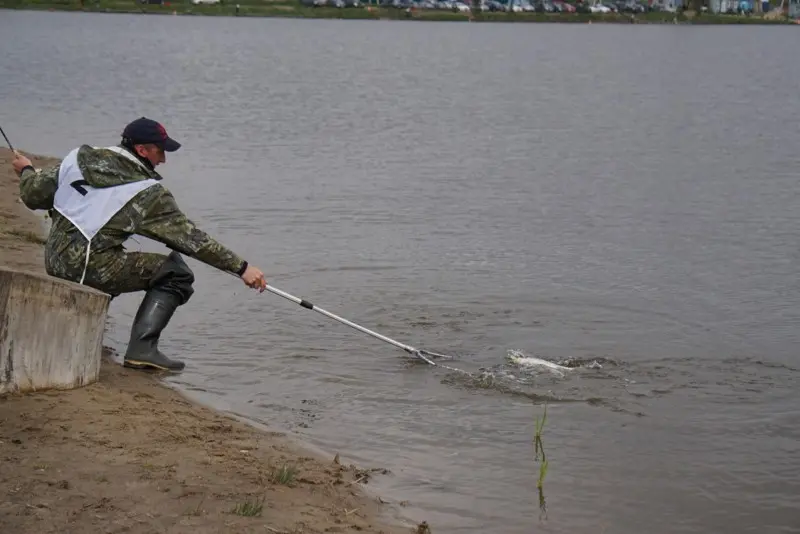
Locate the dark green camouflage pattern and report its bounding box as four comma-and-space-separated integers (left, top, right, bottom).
18, 145, 246, 296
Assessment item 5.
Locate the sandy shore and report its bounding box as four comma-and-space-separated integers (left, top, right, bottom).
0, 147, 424, 534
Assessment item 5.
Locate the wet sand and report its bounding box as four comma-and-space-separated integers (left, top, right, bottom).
0, 147, 421, 534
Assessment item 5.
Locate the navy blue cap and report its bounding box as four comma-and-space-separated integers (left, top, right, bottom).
121, 117, 181, 152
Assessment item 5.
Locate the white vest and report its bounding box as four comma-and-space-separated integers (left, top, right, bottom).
53, 146, 159, 284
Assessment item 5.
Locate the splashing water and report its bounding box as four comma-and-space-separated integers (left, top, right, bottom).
436, 350, 572, 394
434, 348, 634, 412
505, 349, 573, 377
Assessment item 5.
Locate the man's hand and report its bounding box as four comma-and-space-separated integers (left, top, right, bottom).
11, 152, 33, 176
241, 265, 267, 292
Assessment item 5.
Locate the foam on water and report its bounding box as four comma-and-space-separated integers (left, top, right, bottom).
505, 349, 573, 376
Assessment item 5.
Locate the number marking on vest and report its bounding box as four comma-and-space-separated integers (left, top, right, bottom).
70, 180, 90, 196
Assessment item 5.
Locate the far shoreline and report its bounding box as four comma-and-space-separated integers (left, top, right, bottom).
1, 1, 797, 24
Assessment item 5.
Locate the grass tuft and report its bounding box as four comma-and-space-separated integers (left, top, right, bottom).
271, 463, 298, 485
231, 495, 265, 517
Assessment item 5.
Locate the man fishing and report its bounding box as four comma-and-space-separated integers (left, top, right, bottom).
10, 117, 267, 372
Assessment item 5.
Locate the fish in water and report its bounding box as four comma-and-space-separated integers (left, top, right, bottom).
506, 350, 572, 375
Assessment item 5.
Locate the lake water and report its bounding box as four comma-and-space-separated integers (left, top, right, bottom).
2, 10, 799, 533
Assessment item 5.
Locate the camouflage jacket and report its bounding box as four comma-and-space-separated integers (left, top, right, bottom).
18, 144, 248, 285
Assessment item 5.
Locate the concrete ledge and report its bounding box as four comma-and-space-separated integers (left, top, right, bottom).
0, 266, 110, 394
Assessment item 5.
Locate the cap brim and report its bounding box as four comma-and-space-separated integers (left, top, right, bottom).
162, 137, 181, 152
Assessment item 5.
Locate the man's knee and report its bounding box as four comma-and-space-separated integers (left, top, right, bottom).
150, 251, 195, 305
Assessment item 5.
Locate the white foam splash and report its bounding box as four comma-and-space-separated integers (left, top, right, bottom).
506, 349, 572, 377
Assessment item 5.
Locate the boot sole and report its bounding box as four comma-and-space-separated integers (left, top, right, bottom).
124, 359, 184, 372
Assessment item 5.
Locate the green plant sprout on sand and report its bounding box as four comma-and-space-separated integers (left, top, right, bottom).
271, 463, 298, 486
231, 495, 265, 517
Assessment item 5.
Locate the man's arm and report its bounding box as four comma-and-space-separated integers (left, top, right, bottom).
17, 160, 60, 211
135, 184, 250, 276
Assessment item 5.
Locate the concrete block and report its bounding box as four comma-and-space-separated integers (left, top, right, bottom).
0, 266, 110, 394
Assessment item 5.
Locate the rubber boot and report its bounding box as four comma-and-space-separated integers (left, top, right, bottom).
123, 289, 186, 371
